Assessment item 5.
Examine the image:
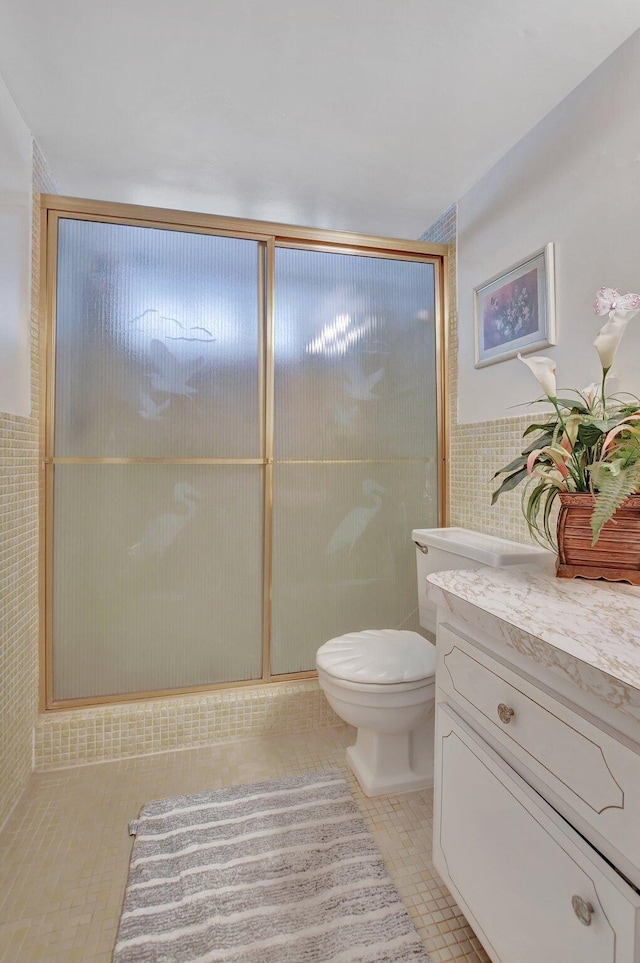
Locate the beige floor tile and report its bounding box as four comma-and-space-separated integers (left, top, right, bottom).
0, 725, 489, 963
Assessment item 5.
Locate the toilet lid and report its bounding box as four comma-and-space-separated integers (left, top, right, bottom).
316, 629, 436, 684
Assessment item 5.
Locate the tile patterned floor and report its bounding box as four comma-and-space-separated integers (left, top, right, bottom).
0, 725, 489, 963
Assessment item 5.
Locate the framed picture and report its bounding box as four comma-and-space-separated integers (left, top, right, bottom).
474, 243, 556, 368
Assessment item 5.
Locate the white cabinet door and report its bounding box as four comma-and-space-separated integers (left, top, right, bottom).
434, 703, 640, 963
437, 622, 640, 883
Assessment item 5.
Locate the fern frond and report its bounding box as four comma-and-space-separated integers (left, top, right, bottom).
590, 461, 640, 545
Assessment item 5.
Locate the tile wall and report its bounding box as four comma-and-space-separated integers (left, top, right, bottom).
34, 680, 341, 770
422, 205, 535, 543
419, 206, 456, 246
0, 144, 59, 827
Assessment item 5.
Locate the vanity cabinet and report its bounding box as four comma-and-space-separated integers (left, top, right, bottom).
428, 565, 640, 963
437, 624, 640, 881
435, 704, 640, 963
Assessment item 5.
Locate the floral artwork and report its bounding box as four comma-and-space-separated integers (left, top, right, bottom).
482, 268, 538, 350
474, 244, 555, 367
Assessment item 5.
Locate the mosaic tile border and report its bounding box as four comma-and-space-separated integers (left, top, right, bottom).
420, 205, 456, 245
34, 679, 341, 770
423, 204, 539, 545
0, 142, 60, 829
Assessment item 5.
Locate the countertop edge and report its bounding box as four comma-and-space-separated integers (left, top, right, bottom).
427, 578, 638, 697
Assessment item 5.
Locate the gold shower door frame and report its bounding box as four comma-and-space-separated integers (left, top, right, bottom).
40, 195, 449, 710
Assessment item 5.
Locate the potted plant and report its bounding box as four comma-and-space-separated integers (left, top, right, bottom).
492, 287, 640, 584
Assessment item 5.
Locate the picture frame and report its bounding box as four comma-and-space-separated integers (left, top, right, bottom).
474, 242, 556, 368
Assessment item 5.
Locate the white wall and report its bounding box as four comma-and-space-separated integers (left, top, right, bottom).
0, 70, 32, 417
457, 29, 640, 424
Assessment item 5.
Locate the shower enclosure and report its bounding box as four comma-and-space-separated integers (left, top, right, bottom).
42, 198, 446, 707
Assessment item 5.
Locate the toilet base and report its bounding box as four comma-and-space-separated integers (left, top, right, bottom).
346, 709, 434, 797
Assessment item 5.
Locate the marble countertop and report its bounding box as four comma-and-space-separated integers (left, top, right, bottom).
428, 557, 640, 697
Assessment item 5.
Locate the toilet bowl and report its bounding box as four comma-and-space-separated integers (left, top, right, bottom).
316, 628, 436, 797
317, 528, 550, 797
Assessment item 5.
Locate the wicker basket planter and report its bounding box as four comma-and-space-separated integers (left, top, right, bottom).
556, 492, 640, 585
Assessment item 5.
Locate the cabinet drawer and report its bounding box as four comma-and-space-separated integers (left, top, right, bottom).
437, 623, 640, 879
434, 703, 640, 963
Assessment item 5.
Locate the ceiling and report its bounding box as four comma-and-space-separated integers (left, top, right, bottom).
0, 0, 639, 238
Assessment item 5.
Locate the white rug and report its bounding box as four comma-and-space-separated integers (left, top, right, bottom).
114, 769, 431, 962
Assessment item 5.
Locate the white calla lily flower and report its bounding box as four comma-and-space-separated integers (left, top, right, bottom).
517, 353, 557, 399
594, 318, 627, 372
581, 383, 600, 409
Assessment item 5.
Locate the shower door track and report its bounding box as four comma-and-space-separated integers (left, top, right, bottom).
40, 195, 449, 710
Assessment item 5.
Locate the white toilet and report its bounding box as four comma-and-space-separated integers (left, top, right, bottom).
316, 527, 549, 796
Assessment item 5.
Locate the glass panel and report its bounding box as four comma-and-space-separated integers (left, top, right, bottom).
55, 219, 261, 458
274, 248, 436, 460
52, 464, 263, 699
270, 461, 437, 675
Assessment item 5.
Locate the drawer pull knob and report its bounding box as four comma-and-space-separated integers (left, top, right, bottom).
497, 703, 515, 724
572, 895, 594, 926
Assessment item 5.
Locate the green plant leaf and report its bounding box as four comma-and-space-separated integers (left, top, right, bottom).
590, 461, 640, 544
577, 423, 606, 447
606, 414, 637, 431
523, 421, 557, 437
491, 467, 528, 505
542, 485, 560, 547
492, 455, 527, 478
493, 432, 554, 481
522, 432, 554, 455
613, 399, 640, 414
589, 460, 621, 486
521, 479, 558, 551
617, 430, 640, 466
555, 398, 588, 413
523, 480, 546, 526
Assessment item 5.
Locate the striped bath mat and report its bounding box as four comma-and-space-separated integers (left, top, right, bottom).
114, 769, 430, 962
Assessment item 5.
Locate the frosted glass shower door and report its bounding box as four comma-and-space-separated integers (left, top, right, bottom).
51, 219, 264, 701
47, 210, 443, 704
271, 248, 438, 674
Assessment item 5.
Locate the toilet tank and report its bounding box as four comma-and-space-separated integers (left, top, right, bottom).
412, 527, 550, 637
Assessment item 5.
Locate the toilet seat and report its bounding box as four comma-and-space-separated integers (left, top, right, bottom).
316, 628, 436, 686
316, 672, 434, 695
